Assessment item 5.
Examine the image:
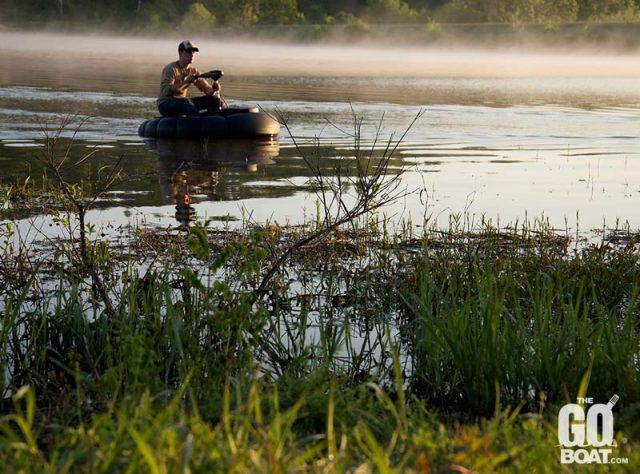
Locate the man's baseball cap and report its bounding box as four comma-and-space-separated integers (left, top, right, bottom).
178, 40, 199, 52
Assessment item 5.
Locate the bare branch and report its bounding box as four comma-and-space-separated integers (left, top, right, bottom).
254, 107, 424, 299
37, 117, 122, 317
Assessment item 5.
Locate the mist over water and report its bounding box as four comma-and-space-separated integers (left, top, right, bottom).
2, 30, 640, 235
2, 31, 640, 110
3, 30, 640, 79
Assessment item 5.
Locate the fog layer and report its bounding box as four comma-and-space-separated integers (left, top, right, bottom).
2, 31, 640, 79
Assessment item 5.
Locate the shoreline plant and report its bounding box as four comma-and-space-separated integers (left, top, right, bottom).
2, 213, 639, 472
1, 115, 639, 472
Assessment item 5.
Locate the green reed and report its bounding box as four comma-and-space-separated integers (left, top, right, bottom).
1, 212, 639, 471
1, 116, 639, 470
405, 222, 640, 417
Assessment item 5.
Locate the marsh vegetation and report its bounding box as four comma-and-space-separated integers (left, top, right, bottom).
1, 116, 639, 472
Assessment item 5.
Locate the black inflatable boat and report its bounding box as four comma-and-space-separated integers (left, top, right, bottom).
138, 107, 280, 139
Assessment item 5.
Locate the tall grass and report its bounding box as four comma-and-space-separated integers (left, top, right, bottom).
406, 228, 640, 415
1, 117, 639, 471
1, 214, 639, 471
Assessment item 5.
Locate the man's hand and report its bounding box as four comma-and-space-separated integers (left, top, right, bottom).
207, 81, 221, 97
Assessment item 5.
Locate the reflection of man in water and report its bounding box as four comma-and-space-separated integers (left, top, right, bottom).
172, 171, 196, 227
165, 165, 221, 228
157, 39, 221, 117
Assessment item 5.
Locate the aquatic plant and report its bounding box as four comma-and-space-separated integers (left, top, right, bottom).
1, 116, 639, 472
254, 107, 424, 298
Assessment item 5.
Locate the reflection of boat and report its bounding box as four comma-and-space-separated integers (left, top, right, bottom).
138, 107, 280, 139
148, 137, 279, 168
145, 138, 279, 227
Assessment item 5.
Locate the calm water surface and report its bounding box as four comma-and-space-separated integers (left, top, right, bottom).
2, 32, 640, 237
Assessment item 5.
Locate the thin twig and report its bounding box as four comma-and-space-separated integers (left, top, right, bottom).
254, 107, 424, 299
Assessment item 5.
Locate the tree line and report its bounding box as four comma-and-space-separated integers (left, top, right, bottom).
2, 0, 639, 29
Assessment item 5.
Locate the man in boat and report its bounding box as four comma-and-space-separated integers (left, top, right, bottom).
157, 40, 221, 116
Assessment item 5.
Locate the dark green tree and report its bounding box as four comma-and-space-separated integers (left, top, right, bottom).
362, 0, 418, 22
577, 0, 636, 19
207, 0, 259, 26
2, 0, 640, 27
258, 0, 304, 24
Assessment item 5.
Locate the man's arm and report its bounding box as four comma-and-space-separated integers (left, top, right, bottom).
172, 73, 197, 95
159, 63, 197, 99
194, 77, 220, 96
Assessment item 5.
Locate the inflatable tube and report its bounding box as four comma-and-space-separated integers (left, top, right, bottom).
138, 107, 280, 139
